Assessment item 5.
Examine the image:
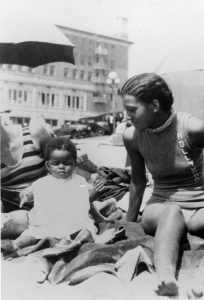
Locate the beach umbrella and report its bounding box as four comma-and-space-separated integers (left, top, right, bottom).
155, 44, 204, 75
0, 16, 75, 67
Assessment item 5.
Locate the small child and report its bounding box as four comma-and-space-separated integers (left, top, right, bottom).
2, 137, 97, 253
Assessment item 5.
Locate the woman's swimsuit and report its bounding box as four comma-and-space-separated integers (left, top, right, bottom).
1, 126, 47, 211
137, 112, 204, 209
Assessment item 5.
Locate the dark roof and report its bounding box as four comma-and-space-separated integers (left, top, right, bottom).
57, 24, 134, 45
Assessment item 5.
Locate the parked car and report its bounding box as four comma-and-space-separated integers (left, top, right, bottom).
78, 118, 109, 136
78, 113, 124, 136
54, 123, 92, 138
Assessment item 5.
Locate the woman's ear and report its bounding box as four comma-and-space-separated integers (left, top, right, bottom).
151, 99, 160, 112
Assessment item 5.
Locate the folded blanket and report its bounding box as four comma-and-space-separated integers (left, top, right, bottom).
90, 166, 131, 202
2, 221, 204, 287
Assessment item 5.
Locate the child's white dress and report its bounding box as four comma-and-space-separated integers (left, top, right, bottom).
22, 173, 97, 239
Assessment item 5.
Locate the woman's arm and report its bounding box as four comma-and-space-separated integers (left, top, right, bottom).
29, 117, 54, 152
19, 185, 34, 208
123, 127, 147, 222
188, 117, 204, 148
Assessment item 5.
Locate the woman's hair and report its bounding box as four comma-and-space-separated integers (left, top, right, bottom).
44, 137, 77, 162
119, 73, 173, 112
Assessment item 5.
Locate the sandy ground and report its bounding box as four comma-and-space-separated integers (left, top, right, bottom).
73, 135, 128, 169
2, 256, 199, 300
0, 256, 168, 300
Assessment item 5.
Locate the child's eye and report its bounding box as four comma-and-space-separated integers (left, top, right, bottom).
64, 162, 72, 166
51, 161, 59, 166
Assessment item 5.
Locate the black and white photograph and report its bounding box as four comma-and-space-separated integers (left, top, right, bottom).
1, 0, 204, 299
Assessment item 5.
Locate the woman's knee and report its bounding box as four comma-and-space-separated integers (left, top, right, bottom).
160, 205, 186, 230
1, 210, 29, 239
142, 204, 185, 235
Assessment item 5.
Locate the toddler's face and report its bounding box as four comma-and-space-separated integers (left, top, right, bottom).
47, 149, 75, 179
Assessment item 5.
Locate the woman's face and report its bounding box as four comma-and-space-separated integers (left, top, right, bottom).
47, 149, 75, 179
123, 94, 154, 131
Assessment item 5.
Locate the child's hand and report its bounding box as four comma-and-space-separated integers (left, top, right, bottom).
94, 179, 106, 192
19, 186, 34, 208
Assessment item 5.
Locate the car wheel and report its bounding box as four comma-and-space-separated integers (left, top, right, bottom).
96, 127, 105, 136
71, 130, 78, 138
83, 130, 90, 138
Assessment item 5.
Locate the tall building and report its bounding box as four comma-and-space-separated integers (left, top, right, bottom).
0, 24, 133, 127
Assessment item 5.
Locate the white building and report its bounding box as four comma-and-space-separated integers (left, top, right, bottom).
0, 24, 133, 127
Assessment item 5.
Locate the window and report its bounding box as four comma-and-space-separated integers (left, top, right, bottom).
51, 94, 59, 107
80, 70, 85, 80
41, 93, 45, 106
38, 92, 59, 108
8, 88, 32, 105
18, 90, 22, 98
110, 60, 115, 69
64, 94, 85, 111
18, 65, 24, 71
51, 94, 55, 107
45, 119, 57, 127
46, 93, 50, 106
88, 72, 92, 81
24, 91, 27, 103
76, 96, 80, 109
64, 95, 71, 108
80, 55, 85, 65
13, 90, 17, 101
50, 65, 55, 76
72, 96, 76, 109
64, 67, 70, 78
96, 55, 100, 63
73, 69, 78, 79
88, 56, 92, 66
43, 65, 48, 75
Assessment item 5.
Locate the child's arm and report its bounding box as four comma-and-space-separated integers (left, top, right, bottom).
89, 201, 109, 224
19, 186, 34, 208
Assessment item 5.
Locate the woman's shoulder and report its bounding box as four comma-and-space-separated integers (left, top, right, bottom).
122, 125, 136, 141
187, 115, 204, 147
122, 125, 139, 150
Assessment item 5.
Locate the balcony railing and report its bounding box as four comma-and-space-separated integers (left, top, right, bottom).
93, 63, 107, 70
92, 96, 107, 103
92, 77, 107, 84
94, 47, 108, 55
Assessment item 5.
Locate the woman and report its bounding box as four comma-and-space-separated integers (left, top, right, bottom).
1, 115, 53, 237
120, 73, 204, 296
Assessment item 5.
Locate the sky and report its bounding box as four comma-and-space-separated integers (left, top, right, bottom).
1, 0, 204, 76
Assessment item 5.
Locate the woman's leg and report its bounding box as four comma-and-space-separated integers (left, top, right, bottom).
14, 235, 39, 249
1, 210, 29, 239
1, 234, 38, 253
188, 208, 204, 238
142, 203, 186, 296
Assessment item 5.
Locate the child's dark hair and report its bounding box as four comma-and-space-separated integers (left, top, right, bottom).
44, 137, 77, 162
119, 73, 173, 112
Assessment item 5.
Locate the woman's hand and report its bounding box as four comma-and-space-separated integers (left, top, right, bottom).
19, 186, 34, 208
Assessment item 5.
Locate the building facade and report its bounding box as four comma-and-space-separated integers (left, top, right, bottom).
0, 25, 133, 127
